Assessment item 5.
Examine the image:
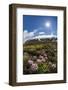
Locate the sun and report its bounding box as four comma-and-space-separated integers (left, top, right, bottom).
45, 21, 51, 28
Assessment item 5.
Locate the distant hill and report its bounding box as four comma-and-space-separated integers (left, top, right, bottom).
24, 33, 57, 44
24, 38, 57, 45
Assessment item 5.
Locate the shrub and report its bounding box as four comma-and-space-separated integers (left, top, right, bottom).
38, 63, 49, 73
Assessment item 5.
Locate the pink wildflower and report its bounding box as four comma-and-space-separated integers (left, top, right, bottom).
41, 59, 46, 62
30, 63, 38, 71
39, 55, 44, 59
45, 56, 48, 60
44, 53, 47, 57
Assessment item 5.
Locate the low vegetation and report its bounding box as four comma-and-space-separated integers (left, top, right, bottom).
23, 39, 57, 75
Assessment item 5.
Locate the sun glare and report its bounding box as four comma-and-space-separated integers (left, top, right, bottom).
45, 21, 51, 28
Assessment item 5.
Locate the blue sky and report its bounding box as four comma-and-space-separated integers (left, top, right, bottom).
23, 15, 57, 42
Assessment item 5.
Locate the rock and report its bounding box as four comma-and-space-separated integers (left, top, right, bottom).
37, 59, 42, 63
28, 60, 33, 65
41, 49, 45, 55
36, 50, 41, 55
32, 56, 37, 61
24, 52, 29, 56
54, 49, 56, 51
29, 55, 33, 60
49, 62, 52, 65
52, 64, 56, 68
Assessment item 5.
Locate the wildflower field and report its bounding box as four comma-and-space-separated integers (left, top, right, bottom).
23, 39, 57, 74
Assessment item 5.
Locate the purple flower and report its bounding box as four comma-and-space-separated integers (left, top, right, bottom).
30, 63, 38, 71
39, 55, 44, 59
41, 59, 46, 62
44, 53, 47, 57
45, 56, 48, 60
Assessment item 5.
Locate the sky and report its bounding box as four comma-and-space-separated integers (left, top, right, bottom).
23, 15, 57, 42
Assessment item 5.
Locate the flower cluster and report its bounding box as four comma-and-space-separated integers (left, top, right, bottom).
27, 52, 48, 73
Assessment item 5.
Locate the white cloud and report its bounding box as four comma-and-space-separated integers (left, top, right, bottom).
39, 32, 45, 35
23, 28, 57, 43
33, 29, 37, 33
23, 29, 37, 43
29, 32, 34, 37
23, 30, 28, 42
24, 27, 52, 43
